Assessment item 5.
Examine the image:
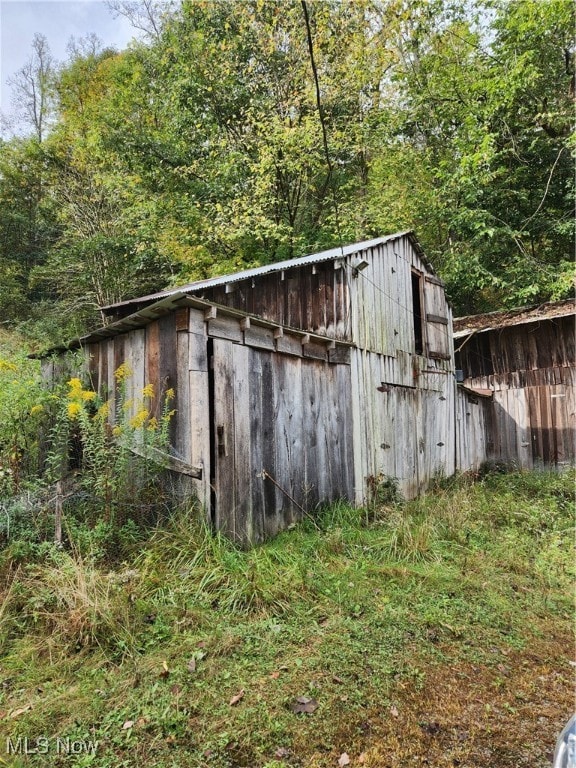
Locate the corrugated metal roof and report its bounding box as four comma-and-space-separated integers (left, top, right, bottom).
453, 299, 575, 338
102, 231, 419, 313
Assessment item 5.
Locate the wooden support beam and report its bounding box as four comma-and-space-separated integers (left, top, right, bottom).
204, 306, 217, 320
426, 313, 449, 325
128, 443, 203, 479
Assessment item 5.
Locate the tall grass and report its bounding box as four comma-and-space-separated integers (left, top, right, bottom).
0, 469, 573, 665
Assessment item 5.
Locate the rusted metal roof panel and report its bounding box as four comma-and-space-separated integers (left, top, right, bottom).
453, 299, 575, 338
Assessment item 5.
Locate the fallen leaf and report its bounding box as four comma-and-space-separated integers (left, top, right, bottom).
229, 689, 245, 706
275, 747, 290, 758
290, 696, 318, 714
390, 705, 399, 717
333, 675, 344, 684
122, 720, 134, 730
270, 671, 280, 679
160, 660, 170, 680
8, 705, 32, 719
187, 658, 196, 673
338, 753, 351, 767
358, 752, 367, 764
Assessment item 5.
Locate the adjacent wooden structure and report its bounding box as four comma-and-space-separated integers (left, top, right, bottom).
454, 300, 576, 469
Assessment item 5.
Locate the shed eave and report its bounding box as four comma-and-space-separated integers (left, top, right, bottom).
35, 293, 355, 358
454, 299, 576, 337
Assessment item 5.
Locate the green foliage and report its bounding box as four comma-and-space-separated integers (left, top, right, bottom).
0, 0, 573, 337
0, 469, 572, 766
0, 355, 177, 570
0, 344, 52, 496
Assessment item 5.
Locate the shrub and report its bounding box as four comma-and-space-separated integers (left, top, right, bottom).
0, 351, 52, 496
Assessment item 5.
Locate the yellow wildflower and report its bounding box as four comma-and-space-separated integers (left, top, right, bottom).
98, 401, 111, 419
142, 383, 155, 398
114, 363, 132, 382
112, 425, 123, 436
147, 416, 159, 431
67, 378, 84, 398
0, 359, 17, 372
30, 404, 44, 416
130, 408, 150, 429
82, 390, 97, 402
67, 402, 82, 419
165, 388, 175, 400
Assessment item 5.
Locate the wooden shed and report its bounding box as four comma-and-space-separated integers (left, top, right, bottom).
46, 231, 457, 545
454, 299, 576, 470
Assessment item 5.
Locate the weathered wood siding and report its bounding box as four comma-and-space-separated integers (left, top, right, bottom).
456, 389, 493, 472
203, 261, 352, 341
345, 236, 456, 501
350, 349, 456, 501
49, 232, 462, 540
81, 305, 353, 544
455, 314, 575, 468
211, 339, 353, 546
86, 316, 211, 511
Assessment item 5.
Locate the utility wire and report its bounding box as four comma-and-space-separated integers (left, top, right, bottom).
300, 2, 490, 369
301, 0, 350, 335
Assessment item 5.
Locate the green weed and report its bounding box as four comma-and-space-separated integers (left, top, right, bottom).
0, 469, 573, 767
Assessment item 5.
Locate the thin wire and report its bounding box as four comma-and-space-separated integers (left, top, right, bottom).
352, 264, 496, 370
301, 0, 351, 336
300, 1, 490, 365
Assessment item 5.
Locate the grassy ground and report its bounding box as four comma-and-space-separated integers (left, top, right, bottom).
0, 469, 573, 768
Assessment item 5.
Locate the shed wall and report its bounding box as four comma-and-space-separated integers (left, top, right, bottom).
83, 306, 354, 544
455, 315, 575, 468
455, 390, 493, 472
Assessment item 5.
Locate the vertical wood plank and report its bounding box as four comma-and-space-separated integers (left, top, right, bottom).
232, 343, 252, 545
158, 314, 178, 447
145, 321, 161, 420
260, 351, 278, 539
350, 348, 365, 505
189, 367, 211, 515
301, 359, 322, 511
248, 349, 265, 542
176, 329, 191, 464
212, 339, 236, 540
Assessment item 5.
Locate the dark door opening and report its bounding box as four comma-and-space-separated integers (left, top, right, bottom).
207, 337, 217, 531
411, 271, 424, 355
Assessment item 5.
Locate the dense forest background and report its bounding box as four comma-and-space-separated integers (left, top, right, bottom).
0, 0, 573, 347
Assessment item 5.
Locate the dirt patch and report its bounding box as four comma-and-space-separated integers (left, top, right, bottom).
346, 631, 574, 768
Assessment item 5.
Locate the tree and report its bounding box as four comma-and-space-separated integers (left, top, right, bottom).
8, 34, 55, 142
